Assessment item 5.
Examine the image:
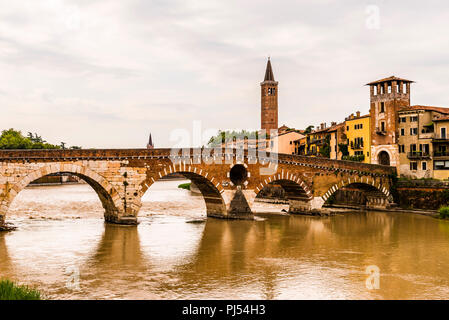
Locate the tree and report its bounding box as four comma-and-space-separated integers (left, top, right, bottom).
338, 143, 349, 156
0, 129, 75, 150
304, 125, 314, 134
207, 130, 259, 147
319, 135, 331, 158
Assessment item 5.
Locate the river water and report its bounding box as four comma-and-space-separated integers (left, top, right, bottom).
1, 179, 449, 300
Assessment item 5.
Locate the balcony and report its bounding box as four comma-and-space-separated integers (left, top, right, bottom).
309, 138, 325, 145
433, 151, 449, 157
433, 135, 449, 141
375, 127, 386, 135
350, 141, 364, 150
407, 151, 431, 159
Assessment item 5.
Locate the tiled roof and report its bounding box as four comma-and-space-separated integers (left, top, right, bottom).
366, 76, 414, 86
345, 114, 370, 121
326, 122, 345, 131
433, 114, 449, 121
399, 105, 449, 115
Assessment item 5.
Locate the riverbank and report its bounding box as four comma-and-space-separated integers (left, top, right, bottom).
0, 279, 41, 300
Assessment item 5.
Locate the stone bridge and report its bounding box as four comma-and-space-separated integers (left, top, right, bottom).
0, 148, 396, 226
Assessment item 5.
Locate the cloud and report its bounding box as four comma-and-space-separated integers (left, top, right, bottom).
0, 0, 449, 148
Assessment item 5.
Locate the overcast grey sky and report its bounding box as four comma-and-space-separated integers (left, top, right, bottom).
1, 0, 448, 148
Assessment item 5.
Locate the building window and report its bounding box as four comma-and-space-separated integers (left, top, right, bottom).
380, 102, 385, 113
422, 161, 427, 171
410, 127, 418, 135
400, 128, 405, 136
399, 117, 406, 123
434, 160, 449, 170
360, 124, 363, 129
347, 126, 349, 131
410, 116, 418, 122
410, 162, 418, 171
381, 121, 386, 132
374, 86, 377, 95
388, 83, 392, 93
441, 127, 447, 139
399, 145, 405, 153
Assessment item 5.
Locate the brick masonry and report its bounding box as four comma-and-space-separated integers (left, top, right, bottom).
0, 148, 395, 226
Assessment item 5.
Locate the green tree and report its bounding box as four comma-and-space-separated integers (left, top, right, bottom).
319, 135, 331, 158
0, 129, 74, 150
207, 130, 259, 147
304, 125, 314, 134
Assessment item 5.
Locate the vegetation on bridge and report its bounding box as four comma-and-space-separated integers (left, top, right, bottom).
207, 130, 260, 147
0, 129, 81, 150
0, 279, 41, 300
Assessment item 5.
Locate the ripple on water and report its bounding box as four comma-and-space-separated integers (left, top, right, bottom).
3, 181, 449, 299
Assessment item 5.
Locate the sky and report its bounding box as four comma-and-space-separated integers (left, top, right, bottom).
1, 0, 449, 148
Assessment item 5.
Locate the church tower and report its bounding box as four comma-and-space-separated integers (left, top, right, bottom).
261, 58, 278, 133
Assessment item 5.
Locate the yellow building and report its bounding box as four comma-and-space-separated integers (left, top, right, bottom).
305, 123, 329, 156
344, 112, 371, 163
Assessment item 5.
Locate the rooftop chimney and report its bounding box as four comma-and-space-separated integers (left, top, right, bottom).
356, 111, 361, 117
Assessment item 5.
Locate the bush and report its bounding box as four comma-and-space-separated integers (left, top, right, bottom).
439, 206, 449, 219
0, 279, 41, 300
178, 183, 191, 190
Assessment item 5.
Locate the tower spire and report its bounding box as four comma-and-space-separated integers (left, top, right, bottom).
264, 57, 275, 81
147, 133, 154, 149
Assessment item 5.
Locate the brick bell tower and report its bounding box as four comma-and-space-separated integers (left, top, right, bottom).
367, 76, 413, 167
261, 57, 278, 133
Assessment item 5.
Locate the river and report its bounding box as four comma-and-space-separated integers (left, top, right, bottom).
1, 180, 449, 299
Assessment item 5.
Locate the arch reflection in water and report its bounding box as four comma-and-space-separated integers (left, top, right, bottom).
5, 181, 449, 299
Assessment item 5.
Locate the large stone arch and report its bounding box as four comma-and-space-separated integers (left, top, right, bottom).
0, 163, 122, 223
137, 163, 228, 218
255, 170, 313, 198
255, 170, 315, 214
321, 175, 391, 209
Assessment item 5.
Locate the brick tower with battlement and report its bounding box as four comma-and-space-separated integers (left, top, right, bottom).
367, 76, 413, 167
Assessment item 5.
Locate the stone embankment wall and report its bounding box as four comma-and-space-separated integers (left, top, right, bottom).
394, 179, 449, 210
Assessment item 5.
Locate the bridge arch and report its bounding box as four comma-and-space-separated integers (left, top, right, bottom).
255, 171, 313, 200
138, 164, 227, 218
0, 163, 122, 222
321, 176, 391, 209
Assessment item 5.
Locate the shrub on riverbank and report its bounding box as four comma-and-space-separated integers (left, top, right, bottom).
178, 183, 191, 190
439, 206, 449, 219
0, 279, 41, 300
